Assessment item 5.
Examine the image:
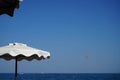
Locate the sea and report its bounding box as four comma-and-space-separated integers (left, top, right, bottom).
0, 73, 120, 80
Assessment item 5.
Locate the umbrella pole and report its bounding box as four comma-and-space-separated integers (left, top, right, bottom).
15, 57, 18, 80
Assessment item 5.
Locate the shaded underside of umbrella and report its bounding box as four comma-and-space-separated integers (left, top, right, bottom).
0, 0, 20, 17
0, 53, 49, 61
0, 42, 50, 80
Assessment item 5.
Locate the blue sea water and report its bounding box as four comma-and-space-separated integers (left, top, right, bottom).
0, 73, 120, 80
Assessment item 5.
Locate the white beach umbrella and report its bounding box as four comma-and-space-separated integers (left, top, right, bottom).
0, 42, 50, 80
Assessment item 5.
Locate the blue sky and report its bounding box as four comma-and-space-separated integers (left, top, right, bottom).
0, 0, 120, 73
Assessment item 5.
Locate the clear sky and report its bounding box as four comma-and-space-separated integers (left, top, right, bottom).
0, 0, 120, 73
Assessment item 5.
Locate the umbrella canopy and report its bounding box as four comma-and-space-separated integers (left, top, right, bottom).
0, 42, 50, 80
0, 42, 50, 60
0, 0, 22, 17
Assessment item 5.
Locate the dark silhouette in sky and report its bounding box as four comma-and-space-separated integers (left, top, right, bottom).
0, 0, 20, 17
